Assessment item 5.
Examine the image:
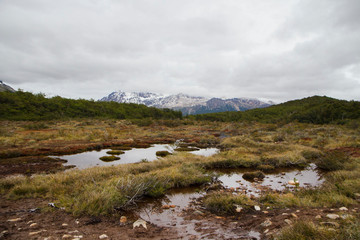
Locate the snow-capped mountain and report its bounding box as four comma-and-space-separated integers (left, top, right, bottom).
0, 81, 15, 92
100, 91, 272, 115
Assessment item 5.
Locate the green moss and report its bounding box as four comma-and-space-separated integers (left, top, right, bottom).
156, 151, 172, 157
106, 150, 125, 155
99, 156, 120, 162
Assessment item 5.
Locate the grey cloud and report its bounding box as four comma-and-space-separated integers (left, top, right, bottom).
0, 0, 359, 102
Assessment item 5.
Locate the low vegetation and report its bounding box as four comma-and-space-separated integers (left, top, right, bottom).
0, 115, 360, 238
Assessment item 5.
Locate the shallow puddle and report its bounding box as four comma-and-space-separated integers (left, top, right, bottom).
218, 164, 324, 197
135, 188, 260, 239
51, 144, 219, 169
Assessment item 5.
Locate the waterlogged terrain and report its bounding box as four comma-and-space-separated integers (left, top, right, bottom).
1, 120, 360, 239
218, 164, 324, 197
51, 144, 219, 169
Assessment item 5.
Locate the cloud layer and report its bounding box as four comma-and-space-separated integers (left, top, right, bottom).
0, 0, 359, 102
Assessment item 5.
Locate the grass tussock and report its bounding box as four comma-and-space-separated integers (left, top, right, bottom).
203, 192, 255, 215
99, 156, 120, 162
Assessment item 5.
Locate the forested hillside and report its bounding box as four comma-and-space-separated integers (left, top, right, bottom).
190, 96, 360, 124
0, 91, 182, 120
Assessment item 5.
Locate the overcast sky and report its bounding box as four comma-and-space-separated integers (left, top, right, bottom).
0, 0, 359, 102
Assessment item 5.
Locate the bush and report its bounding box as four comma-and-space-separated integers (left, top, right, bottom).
315, 151, 349, 171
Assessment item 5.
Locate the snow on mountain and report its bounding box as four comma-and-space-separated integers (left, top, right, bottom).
100, 90, 272, 115
0, 81, 15, 92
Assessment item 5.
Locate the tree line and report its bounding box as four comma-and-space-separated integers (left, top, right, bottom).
0, 91, 182, 120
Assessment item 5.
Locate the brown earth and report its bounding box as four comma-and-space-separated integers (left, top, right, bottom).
2, 196, 358, 239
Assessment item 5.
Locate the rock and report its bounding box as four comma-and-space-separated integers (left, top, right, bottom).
234, 205, 243, 213
75, 219, 80, 224
62, 234, 72, 239
260, 219, 272, 227
326, 214, 340, 220
29, 223, 38, 228
73, 236, 83, 239
291, 213, 298, 218
339, 207, 348, 211
315, 215, 322, 219
29, 230, 46, 236
69, 230, 79, 234
7, 218, 22, 222
99, 234, 109, 239
320, 222, 340, 228
62, 223, 69, 227
0, 230, 9, 238
282, 213, 289, 216
194, 210, 205, 215
162, 205, 170, 209
284, 219, 292, 225
262, 211, 269, 214
296, 210, 300, 213
120, 216, 127, 224
264, 229, 269, 233
340, 214, 352, 219
170, 205, 176, 208
254, 205, 261, 211
133, 219, 147, 230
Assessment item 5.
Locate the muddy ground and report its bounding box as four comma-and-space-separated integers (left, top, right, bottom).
2, 196, 358, 239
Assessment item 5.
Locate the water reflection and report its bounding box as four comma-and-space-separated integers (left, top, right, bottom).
51, 144, 219, 169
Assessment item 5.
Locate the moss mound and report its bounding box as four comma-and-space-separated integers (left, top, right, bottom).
99, 156, 120, 162
106, 150, 125, 155
242, 171, 265, 181
156, 151, 172, 157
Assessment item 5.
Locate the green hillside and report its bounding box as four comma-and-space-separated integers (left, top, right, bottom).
0, 91, 182, 120
190, 96, 360, 124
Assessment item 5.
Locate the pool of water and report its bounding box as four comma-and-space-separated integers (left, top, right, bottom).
135, 188, 260, 239
218, 164, 324, 197
51, 144, 219, 170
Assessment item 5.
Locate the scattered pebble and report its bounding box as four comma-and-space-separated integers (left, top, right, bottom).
62, 234, 72, 239
262, 211, 269, 214
99, 234, 109, 239
120, 216, 127, 224
7, 218, 22, 222
296, 210, 300, 213
30, 223, 38, 228
260, 219, 272, 227
339, 207, 348, 211
282, 213, 289, 216
264, 229, 269, 233
62, 223, 69, 227
291, 213, 298, 218
315, 215, 322, 219
133, 219, 147, 230
326, 214, 340, 220
69, 230, 79, 234
29, 230, 46, 236
284, 219, 292, 225
254, 205, 261, 211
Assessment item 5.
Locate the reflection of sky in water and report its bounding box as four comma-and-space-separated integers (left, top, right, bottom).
218, 164, 324, 195
138, 188, 255, 239
51, 144, 218, 169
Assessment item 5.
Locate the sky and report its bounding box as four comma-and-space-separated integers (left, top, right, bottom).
0, 0, 359, 103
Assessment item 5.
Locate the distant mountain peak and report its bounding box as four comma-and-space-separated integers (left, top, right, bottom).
100, 90, 272, 115
0, 81, 16, 93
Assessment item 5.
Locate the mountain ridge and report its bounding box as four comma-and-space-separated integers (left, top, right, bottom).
100, 90, 272, 115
